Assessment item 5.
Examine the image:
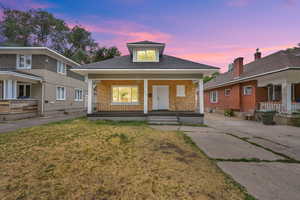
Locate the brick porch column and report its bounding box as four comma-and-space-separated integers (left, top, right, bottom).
144, 79, 148, 114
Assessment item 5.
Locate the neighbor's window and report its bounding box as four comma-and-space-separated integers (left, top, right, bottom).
112, 86, 138, 104
18, 84, 31, 99
176, 85, 186, 97
75, 88, 83, 101
224, 88, 231, 96
136, 49, 157, 62
17, 54, 32, 69
210, 91, 218, 103
56, 86, 66, 100
57, 60, 66, 74
243, 86, 253, 95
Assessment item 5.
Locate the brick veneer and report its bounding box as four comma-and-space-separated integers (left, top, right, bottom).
96, 80, 197, 112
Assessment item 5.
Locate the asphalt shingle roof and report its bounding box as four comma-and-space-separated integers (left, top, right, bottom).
73, 55, 219, 70
204, 48, 300, 89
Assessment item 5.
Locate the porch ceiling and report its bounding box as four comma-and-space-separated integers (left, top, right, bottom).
257, 70, 300, 87
0, 71, 42, 83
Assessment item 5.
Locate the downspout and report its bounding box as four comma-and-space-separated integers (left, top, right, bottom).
41, 80, 45, 116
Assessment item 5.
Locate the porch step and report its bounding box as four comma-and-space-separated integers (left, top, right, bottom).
147, 116, 179, 125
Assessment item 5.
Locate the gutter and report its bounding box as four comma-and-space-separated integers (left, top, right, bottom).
204, 67, 300, 90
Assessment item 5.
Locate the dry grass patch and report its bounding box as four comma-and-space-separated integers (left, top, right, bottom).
0, 118, 247, 200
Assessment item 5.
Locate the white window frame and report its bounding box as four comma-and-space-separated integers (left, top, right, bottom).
243, 85, 253, 96
3, 80, 17, 99
16, 54, 32, 69
111, 85, 139, 105
210, 91, 218, 103
176, 85, 186, 97
134, 49, 159, 62
224, 88, 231, 96
74, 88, 83, 101
17, 83, 31, 98
57, 60, 66, 75
56, 86, 66, 100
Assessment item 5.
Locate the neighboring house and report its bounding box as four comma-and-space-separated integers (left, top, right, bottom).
72, 41, 218, 124
204, 48, 300, 125
0, 47, 87, 120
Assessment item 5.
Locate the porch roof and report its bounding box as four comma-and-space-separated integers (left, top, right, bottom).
0, 70, 42, 83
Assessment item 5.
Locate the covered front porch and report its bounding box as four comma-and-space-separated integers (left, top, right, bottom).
257, 70, 300, 114
0, 71, 43, 120
87, 78, 204, 124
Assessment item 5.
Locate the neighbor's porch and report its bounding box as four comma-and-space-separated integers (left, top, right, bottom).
0, 71, 43, 120
257, 70, 300, 114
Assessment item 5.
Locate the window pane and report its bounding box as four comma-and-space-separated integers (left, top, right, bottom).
112, 87, 119, 102
26, 85, 30, 97
119, 87, 130, 102
131, 87, 138, 102
19, 85, 24, 97
137, 50, 156, 61
146, 50, 156, 60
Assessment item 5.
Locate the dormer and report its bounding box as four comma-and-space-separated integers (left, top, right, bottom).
127, 41, 165, 63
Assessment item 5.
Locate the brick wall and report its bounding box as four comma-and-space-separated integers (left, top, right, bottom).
96, 80, 196, 112
204, 80, 262, 113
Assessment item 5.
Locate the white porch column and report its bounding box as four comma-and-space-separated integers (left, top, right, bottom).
3, 80, 17, 100
282, 80, 292, 114
144, 79, 148, 114
198, 79, 204, 114
87, 79, 93, 114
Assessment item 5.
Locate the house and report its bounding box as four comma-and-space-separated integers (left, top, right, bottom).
0, 47, 87, 120
72, 41, 219, 124
204, 48, 300, 126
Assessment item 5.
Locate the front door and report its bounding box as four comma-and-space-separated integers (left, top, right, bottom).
152, 85, 169, 110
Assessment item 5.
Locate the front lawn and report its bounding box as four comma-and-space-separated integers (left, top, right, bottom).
0, 118, 247, 200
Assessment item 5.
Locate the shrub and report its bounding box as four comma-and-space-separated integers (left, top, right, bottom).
224, 109, 234, 117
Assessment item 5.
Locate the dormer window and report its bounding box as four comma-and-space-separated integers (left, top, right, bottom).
135, 49, 158, 62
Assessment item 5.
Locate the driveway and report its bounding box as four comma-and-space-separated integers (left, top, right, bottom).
151, 113, 300, 200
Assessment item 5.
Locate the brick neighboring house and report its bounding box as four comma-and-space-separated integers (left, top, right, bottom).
204, 48, 300, 125
0, 47, 87, 120
72, 41, 219, 124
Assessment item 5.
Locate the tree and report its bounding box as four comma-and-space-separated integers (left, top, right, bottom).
203, 71, 220, 83
0, 8, 122, 64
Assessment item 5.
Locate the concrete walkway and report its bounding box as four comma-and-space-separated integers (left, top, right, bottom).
151, 113, 300, 200
0, 113, 85, 134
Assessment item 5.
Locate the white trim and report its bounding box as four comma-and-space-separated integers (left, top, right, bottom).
243, 85, 253, 96
72, 68, 217, 72
56, 86, 66, 101
205, 67, 300, 90
16, 54, 32, 69
144, 79, 148, 114
224, 88, 231, 96
87, 80, 93, 114
198, 80, 204, 114
74, 88, 83, 101
87, 78, 201, 81
0, 71, 42, 81
0, 47, 79, 66
3, 80, 17, 99
210, 90, 218, 103
57, 60, 67, 75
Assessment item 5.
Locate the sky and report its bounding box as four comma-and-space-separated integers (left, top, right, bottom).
0, 0, 299, 72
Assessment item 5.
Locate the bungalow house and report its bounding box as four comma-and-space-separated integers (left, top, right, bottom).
204, 48, 300, 126
72, 41, 219, 124
0, 47, 87, 120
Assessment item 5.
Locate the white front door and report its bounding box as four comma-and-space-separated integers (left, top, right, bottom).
152, 85, 169, 110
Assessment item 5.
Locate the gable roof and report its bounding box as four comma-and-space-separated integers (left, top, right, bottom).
0, 47, 80, 66
127, 41, 165, 45
204, 48, 300, 90
72, 54, 219, 70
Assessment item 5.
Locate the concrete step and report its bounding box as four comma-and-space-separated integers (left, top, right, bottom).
148, 121, 180, 125
147, 116, 179, 125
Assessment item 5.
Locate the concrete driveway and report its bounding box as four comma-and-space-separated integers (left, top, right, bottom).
151, 113, 300, 200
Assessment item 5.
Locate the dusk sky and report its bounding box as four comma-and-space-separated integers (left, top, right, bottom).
0, 0, 299, 71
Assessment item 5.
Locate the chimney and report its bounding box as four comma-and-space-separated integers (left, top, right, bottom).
254, 48, 261, 61
233, 57, 244, 77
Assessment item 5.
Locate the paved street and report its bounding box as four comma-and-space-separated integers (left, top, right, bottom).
151, 113, 300, 200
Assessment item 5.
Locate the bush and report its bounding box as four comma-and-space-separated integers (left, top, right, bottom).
224, 109, 234, 117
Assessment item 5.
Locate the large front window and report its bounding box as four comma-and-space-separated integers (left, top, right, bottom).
18, 84, 31, 99
112, 86, 138, 104
136, 49, 157, 62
